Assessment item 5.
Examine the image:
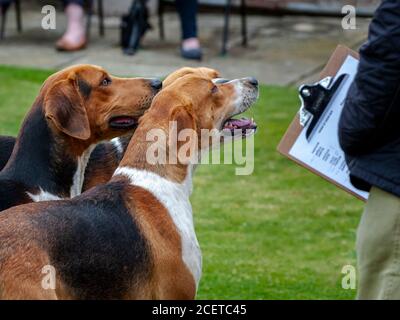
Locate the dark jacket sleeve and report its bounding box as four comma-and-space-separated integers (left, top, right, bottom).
339, 0, 400, 156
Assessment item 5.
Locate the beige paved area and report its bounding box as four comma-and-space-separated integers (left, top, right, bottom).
0, 6, 370, 85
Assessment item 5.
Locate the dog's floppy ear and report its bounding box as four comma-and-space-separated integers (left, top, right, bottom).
44, 78, 91, 140
163, 67, 221, 88
163, 68, 193, 88
168, 104, 198, 164
198, 67, 221, 80
169, 104, 196, 134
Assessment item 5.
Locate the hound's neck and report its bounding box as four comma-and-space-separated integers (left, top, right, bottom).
116, 121, 195, 191
1, 104, 93, 199
113, 163, 201, 288
114, 165, 194, 199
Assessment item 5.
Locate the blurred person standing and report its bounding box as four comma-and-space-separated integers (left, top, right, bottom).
56, 0, 86, 51
175, 0, 202, 60
57, 0, 202, 60
339, 0, 400, 299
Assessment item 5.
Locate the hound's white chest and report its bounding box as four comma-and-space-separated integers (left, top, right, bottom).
113, 167, 202, 288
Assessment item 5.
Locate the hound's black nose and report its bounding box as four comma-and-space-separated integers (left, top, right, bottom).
150, 79, 163, 90
247, 77, 259, 87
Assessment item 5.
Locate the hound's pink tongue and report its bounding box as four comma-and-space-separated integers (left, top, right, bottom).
109, 116, 137, 129
113, 117, 133, 125
223, 117, 257, 131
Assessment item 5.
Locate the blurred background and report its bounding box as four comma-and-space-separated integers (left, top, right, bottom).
0, 0, 379, 84
0, 1, 382, 299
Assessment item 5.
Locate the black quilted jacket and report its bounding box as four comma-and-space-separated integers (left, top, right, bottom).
339, 0, 400, 196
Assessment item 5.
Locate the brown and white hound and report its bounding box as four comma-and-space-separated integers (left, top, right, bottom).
0, 72, 258, 299
0, 67, 220, 192
81, 67, 221, 190
0, 64, 161, 211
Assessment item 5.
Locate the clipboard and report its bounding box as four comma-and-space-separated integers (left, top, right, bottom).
277, 45, 368, 201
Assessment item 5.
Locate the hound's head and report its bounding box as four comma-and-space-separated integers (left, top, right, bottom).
42, 64, 162, 146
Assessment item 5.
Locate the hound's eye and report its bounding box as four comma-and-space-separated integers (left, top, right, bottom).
101, 78, 112, 86
211, 85, 218, 94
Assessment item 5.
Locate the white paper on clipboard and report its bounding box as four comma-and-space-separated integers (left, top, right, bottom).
289, 55, 369, 200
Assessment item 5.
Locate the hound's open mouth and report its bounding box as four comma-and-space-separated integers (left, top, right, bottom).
222, 117, 257, 138
109, 116, 137, 129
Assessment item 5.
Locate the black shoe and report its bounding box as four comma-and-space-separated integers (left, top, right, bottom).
181, 47, 202, 61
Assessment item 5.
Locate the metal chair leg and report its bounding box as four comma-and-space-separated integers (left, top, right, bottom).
15, 0, 22, 33
98, 0, 105, 37
240, 0, 247, 47
158, 0, 165, 40
221, 0, 232, 55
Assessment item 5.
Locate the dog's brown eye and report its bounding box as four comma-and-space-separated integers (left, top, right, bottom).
211, 85, 218, 94
101, 78, 112, 87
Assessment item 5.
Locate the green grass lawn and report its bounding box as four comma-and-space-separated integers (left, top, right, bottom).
0, 65, 362, 299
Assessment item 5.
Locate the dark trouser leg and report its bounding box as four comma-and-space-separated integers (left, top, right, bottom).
62, 0, 85, 7
175, 0, 198, 40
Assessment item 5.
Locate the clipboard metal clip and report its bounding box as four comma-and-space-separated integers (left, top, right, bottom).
299, 73, 348, 140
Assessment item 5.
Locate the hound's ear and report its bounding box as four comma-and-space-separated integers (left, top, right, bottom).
169, 105, 198, 164
163, 67, 194, 88
169, 105, 196, 133
44, 78, 91, 140
199, 67, 221, 80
